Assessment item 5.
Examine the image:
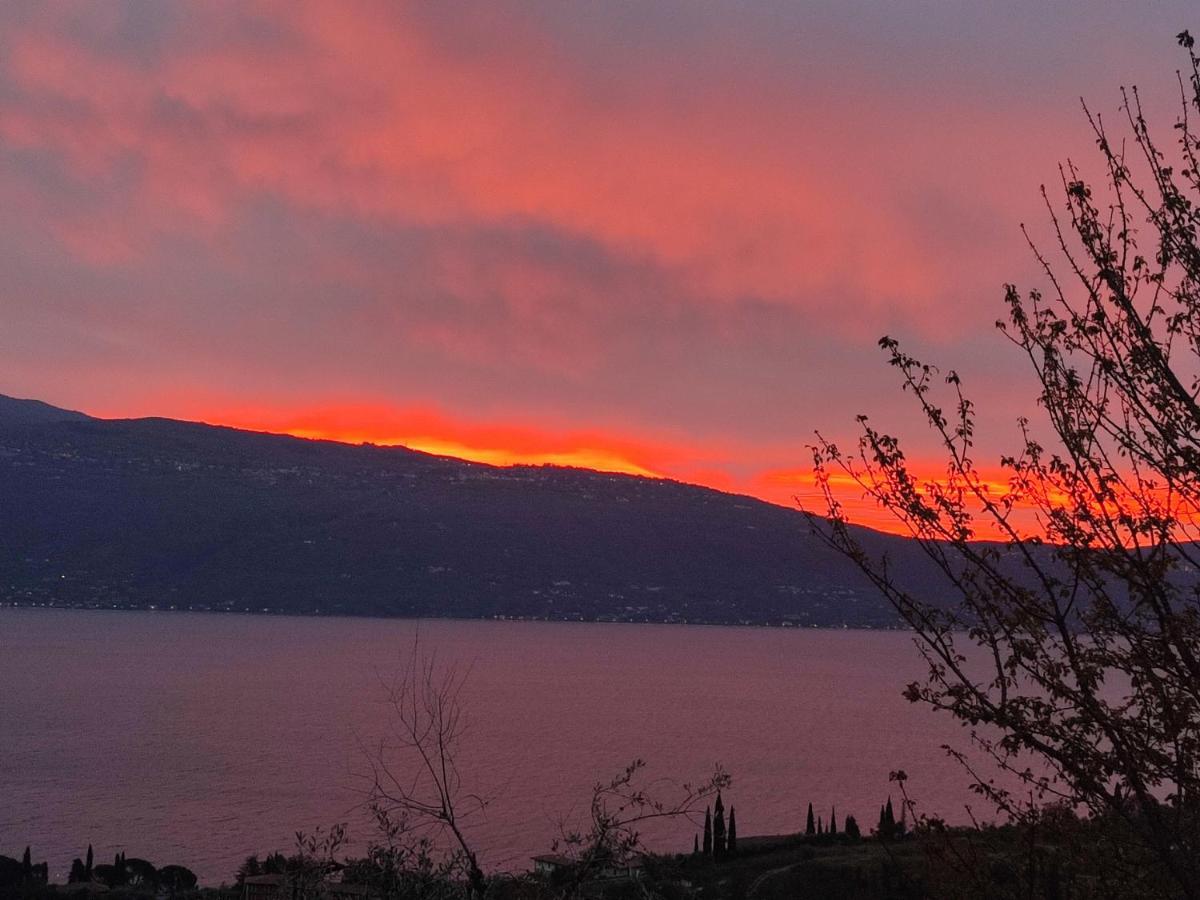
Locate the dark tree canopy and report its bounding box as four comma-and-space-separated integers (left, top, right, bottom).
844, 815, 862, 840
158, 865, 197, 893
68, 859, 86, 884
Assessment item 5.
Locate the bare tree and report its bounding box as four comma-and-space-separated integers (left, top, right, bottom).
551, 759, 730, 899
342, 805, 474, 900
361, 643, 490, 897
810, 32, 1200, 899
359, 640, 728, 900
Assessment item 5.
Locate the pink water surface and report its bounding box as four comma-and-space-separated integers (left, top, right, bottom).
0, 610, 987, 884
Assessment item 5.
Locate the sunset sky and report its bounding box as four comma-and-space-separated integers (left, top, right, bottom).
1, 2, 1194, 527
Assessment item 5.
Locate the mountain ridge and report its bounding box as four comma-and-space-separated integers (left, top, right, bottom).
0, 393, 92, 425
0, 394, 943, 625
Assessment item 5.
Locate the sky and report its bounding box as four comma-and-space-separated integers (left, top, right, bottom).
0, 1, 1195, 530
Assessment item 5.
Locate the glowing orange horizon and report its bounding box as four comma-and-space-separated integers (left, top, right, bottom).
288, 428, 662, 479
188, 404, 679, 481
87, 396, 1197, 542
187, 406, 1196, 543
156, 403, 1060, 538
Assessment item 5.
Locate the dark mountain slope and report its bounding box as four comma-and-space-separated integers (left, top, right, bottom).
0, 396, 945, 624
0, 394, 91, 425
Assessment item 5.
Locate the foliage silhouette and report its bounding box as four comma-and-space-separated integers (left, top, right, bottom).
812, 30, 1200, 899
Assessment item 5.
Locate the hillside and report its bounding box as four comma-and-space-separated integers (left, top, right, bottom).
0, 395, 944, 625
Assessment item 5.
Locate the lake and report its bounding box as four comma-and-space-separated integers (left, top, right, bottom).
1, 609, 986, 885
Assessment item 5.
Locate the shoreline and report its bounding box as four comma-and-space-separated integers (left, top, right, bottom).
0, 602, 912, 631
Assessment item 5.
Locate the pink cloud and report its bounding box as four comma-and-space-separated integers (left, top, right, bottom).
0, 1, 1185, 531
0, 2, 1064, 336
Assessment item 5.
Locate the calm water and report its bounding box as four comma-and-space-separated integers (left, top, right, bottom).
1, 610, 984, 884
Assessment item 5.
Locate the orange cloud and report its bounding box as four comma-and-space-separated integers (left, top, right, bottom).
758, 464, 1200, 545
179, 402, 693, 480
755, 466, 1032, 537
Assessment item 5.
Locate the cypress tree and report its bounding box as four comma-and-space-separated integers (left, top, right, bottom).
86, 845, 93, 878
713, 793, 726, 859
703, 807, 713, 856
69, 860, 86, 884
829, 806, 837, 835
693, 834, 699, 856
806, 802, 815, 836
878, 797, 896, 839
727, 807, 737, 855
22, 847, 31, 879
817, 816, 823, 835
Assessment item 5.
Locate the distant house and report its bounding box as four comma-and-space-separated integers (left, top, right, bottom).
241, 873, 375, 900
531, 855, 573, 877
530, 853, 645, 882
596, 855, 645, 881
242, 873, 286, 900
